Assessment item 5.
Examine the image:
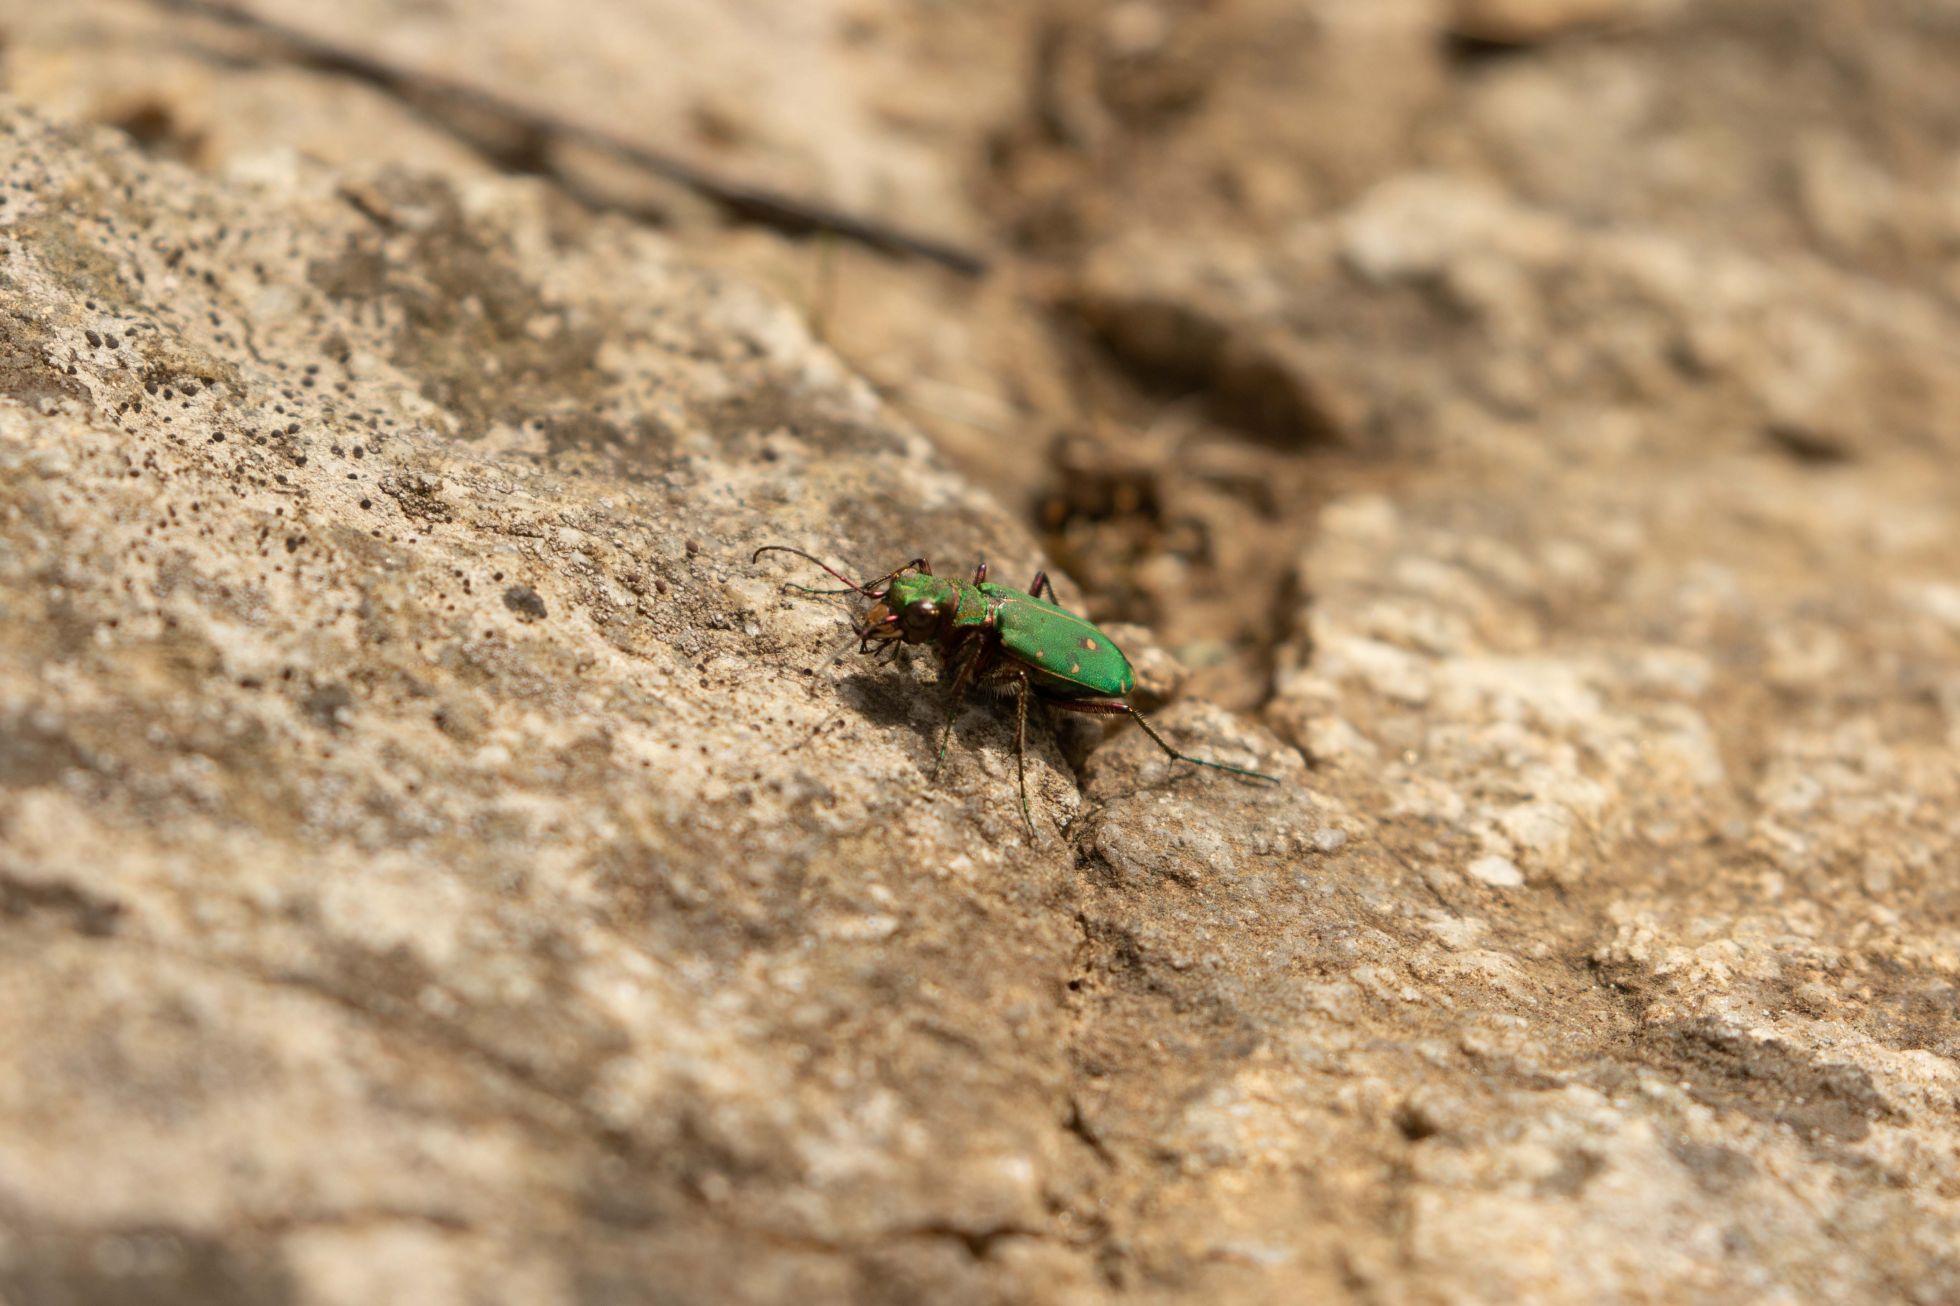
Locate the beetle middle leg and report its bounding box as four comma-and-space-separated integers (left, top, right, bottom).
1013, 669, 1034, 837
981, 660, 1038, 838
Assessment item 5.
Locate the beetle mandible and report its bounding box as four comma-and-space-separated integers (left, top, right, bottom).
754, 545, 1278, 836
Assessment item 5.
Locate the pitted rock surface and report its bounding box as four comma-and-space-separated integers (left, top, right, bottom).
3, 1, 1960, 1301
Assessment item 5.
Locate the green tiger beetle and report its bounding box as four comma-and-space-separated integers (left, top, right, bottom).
754, 545, 1279, 835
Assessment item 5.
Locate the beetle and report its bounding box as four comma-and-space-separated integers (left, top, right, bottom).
754, 545, 1278, 835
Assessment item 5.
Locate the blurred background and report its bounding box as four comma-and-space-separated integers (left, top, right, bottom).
15, 0, 1957, 715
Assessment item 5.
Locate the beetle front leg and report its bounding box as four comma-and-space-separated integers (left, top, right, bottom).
932, 641, 983, 776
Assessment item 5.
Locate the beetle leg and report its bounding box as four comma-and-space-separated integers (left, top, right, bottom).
932, 638, 984, 776
1009, 665, 1035, 839
967, 660, 1039, 838
1026, 570, 1057, 603
1044, 697, 1280, 785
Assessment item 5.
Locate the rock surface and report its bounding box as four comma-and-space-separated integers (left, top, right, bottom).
0, 104, 1132, 1303
3, 1, 1960, 1303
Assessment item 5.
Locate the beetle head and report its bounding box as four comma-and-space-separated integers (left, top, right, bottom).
862, 572, 956, 647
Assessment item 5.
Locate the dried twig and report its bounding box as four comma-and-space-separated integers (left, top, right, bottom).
144, 0, 991, 276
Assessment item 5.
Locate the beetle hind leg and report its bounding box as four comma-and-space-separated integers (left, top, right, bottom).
1046, 697, 1280, 786
969, 660, 1040, 838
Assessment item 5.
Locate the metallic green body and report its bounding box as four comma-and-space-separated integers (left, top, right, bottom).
983, 584, 1135, 698
882, 573, 1136, 699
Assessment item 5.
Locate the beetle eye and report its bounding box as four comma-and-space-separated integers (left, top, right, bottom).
901, 599, 938, 634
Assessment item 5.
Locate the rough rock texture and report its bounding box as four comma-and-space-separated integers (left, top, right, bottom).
0, 105, 1158, 1303
4, 0, 1960, 1303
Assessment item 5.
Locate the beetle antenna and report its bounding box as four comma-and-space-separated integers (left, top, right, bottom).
752, 545, 883, 596
754, 546, 931, 601
794, 583, 885, 597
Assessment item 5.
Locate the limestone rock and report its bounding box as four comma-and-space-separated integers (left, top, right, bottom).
5, 0, 1960, 1300
0, 101, 1252, 1302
